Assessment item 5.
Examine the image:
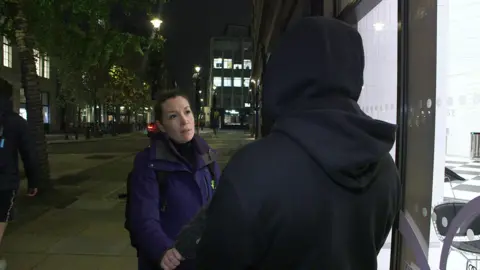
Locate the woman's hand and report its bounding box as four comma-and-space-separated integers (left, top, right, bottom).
160, 248, 184, 270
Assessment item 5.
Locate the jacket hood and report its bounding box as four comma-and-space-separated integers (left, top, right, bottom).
265, 17, 397, 191
262, 17, 365, 121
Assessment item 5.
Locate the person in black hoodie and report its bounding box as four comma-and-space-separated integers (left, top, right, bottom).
194, 17, 401, 270
0, 83, 38, 251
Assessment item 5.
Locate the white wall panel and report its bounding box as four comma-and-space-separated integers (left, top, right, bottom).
357, 0, 397, 158
445, 0, 480, 157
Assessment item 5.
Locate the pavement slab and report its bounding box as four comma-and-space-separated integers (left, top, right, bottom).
1, 254, 47, 270
32, 254, 137, 270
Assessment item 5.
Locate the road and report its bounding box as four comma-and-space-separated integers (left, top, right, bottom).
4, 130, 252, 270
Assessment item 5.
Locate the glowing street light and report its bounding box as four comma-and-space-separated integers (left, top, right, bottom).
151, 18, 163, 29
194, 66, 201, 73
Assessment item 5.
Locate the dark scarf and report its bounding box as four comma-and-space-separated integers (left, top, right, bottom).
170, 139, 196, 168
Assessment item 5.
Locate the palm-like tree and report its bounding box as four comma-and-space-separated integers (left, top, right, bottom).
11, 0, 51, 189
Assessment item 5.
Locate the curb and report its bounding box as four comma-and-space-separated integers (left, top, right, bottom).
47, 132, 141, 145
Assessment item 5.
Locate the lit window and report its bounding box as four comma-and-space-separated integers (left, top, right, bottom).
2, 37, 12, 68
43, 55, 50, 78
243, 59, 252, 70
19, 108, 27, 119
223, 77, 232, 87
223, 59, 232, 69
233, 64, 242, 69
43, 106, 50, 123
243, 78, 250, 87
233, 77, 242, 87
213, 58, 223, 69
33, 49, 42, 76
41, 91, 50, 123
213, 77, 222, 87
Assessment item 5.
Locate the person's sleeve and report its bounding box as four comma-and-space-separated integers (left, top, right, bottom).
175, 202, 208, 259
17, 117, 39, 189
213, 161, 221, 185
128, 153, 174, 262
196, 173, 257, 270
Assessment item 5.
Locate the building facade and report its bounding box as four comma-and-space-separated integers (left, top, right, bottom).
208, 30, 253, 127
1, 36, 60, 133
209, 37, 252, 109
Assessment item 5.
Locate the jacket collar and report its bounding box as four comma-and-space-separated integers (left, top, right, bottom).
149, 133, 216, 167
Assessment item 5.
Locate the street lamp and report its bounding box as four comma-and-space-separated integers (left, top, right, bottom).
151, 18, 163, 29
193, 66, 202, 134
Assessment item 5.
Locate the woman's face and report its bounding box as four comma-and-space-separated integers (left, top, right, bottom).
157, 96, 195, 143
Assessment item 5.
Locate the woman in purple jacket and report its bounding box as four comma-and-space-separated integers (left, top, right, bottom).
126, 89, 220, 270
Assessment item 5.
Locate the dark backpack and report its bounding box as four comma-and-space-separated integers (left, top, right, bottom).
124, 154, 217, 247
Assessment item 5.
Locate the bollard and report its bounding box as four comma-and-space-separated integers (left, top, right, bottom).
85, 127, 91, 139
470, 132, 480, 161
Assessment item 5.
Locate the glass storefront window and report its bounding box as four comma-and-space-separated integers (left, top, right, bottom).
19, 92, 50, 123
356, 0, 398, 268
427, 0, 480, 269
43, 106, 49, 123
19, 108, 27, 120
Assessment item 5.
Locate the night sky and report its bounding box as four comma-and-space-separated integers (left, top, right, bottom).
161, 0, 251, 91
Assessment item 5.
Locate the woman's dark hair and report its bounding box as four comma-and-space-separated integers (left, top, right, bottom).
154, 89, 190, 122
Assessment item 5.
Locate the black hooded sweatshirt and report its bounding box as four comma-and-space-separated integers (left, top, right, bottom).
0, 95, 38, 190
196, 17, 401, 270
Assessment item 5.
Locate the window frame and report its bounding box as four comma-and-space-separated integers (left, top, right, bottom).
223, 59, 233, 69
223, 77, 232, 87
213, 77, 222, 87
213, 58, 223, 69
2, 36, 12, 68
243, 59, 252, 70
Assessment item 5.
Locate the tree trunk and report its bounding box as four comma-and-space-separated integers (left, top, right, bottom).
13, 0, 51, 190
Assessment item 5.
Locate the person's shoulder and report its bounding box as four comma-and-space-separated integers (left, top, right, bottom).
133, 147, 152, 167
3, 112, 27, 129
2, 111, 23, 122
223, 133, 299, 182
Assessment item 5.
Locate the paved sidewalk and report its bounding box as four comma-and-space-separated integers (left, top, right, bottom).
2, 156, 137, 270
1, 132, 252, 269
19, 153, 132, 187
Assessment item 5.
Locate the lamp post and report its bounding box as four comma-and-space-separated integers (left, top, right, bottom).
251, 79, 261, 139
147, 17, 163, 101
193, 66, 202, 134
